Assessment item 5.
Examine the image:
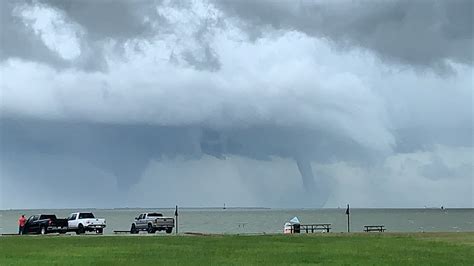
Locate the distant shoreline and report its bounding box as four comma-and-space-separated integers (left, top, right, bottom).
2, 207, 473, 211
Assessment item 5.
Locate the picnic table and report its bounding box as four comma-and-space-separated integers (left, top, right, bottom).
363, 225, 386, 232
291, 224, 332, 233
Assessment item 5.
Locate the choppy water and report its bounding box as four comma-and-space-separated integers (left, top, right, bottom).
1, 208, 473, 235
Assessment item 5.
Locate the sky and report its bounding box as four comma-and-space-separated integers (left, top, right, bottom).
0, 0, 472, 209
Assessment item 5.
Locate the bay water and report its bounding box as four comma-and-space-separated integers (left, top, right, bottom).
1, 208, 472, 235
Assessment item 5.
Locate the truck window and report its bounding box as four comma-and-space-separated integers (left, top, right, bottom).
68, 214, 77, 220
27, 216, 35, 223
147, 213, 163, 217
78, 213, 95, 219
40, 215, 57, 220
138, 214, 144, 219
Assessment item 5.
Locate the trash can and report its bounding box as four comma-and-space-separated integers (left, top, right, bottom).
293, 223, 301, 233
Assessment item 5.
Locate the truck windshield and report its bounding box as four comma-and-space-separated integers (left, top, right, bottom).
79, 213, 95, 219
148, 213, 163, 217
39, 215, 57, 220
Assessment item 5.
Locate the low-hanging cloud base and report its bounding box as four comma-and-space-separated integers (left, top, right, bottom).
0, 0, 472, 209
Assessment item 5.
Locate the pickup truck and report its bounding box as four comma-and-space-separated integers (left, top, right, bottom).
130, 212, 174, 234
68, 212, 106, 234
23, 214, 68, 235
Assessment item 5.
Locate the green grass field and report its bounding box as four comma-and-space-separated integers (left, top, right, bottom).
1, 233, 473, 265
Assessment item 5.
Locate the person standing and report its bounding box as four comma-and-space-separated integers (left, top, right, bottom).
18, 215, 26, 235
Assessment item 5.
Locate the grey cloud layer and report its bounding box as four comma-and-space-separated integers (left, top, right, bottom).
0, 0, 472, 208
216, 0, 473, 71
4, 0, 472, 72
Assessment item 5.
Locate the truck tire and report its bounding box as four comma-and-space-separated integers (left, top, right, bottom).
166, 228, 173, 234
147, 224, 155, 234
130, 224, 138, 234
96, 228, 103, 234
77, 224, 85, 235
40, 226, 47, 235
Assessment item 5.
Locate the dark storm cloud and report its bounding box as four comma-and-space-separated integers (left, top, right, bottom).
4, 0, 472, 71
0, 0, 110, 71
215, 0, 473, 70
0, 117, 377, 188
1, 0, 157, 71
0, 0, 66, 67
41, 0, 156, 40
1, 0, 223, 71
0, 0, 472, 208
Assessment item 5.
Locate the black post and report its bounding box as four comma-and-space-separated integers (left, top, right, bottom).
346, 204, 350, 233
175, 205, 178, 235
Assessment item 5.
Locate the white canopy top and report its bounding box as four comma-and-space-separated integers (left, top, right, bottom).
289, 217, 300, 224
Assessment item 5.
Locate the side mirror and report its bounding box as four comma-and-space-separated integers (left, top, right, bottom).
135, 217, 138, 220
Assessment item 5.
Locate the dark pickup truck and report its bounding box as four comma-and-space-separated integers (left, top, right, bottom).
23, 214, 69, 235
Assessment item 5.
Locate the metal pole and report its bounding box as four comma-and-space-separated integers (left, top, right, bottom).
347, 204, 350, 233
175, 205, 178, 235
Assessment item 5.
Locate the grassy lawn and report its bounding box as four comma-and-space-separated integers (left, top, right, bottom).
1, 233, 473, 265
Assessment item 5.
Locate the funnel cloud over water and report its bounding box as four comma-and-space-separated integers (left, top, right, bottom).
0, 0, 472, 209
295, 157, 316, 193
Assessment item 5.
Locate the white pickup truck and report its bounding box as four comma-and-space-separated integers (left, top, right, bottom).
130, 212, 174, 234
68, 212, 106, 234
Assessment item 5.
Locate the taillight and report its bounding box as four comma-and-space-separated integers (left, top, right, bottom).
48, 219, 52, 225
